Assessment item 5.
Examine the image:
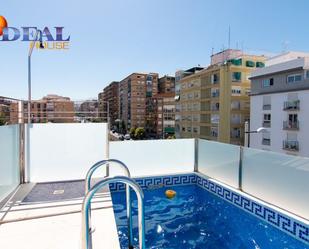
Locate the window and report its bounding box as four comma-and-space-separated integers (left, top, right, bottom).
306, 71, 309, 79
263, 114, 271, 127
262, 78, 274, 87
262, 132, 271, 146
231, 88, 241, 95
232, 72, 241, 82
287, 74, 302, 84
193, 127, 198, 133
246, 60, 255, 67
211, 74, 219, 84
256, 61, 265, 68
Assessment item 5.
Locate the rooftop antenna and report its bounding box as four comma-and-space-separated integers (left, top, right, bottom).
211, 47, 214, 56
228, 26, 231, 50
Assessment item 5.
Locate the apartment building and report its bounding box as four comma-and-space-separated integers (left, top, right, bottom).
10, 94, 75, 123
175, 67, 204, 138
78, 99, 99, 122
249, 51, 309, 157
119, 72, 158, 131
98, 81, 119, 125
158, 75, 175, 93
0, 97, 11, 125
178, 49, 266, 145
153, 93, 176, 138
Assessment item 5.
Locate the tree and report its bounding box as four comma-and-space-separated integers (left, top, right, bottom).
129, 127, 136, 139
135, 127, 145, 140
0, 113, 6, 126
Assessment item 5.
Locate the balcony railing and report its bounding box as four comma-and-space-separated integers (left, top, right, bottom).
263, 104, 271, 110
283, 121, 299, 130
262, 138, 271, 145
283, 140, 299, 151
283, 100, 300, 111
211, 92, 220, 98
262, 121, 271, 128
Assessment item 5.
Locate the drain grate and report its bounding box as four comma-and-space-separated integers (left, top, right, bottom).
53, 189, 65, 195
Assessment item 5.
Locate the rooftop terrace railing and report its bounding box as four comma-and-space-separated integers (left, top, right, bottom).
0, 123, 308, 220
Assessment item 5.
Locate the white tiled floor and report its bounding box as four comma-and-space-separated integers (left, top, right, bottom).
0, 184, 120, 249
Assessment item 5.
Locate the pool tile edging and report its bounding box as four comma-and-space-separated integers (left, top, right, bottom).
109, 172, 308, 245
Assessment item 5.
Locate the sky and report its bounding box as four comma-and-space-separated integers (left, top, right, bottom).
1, 0, 309, 100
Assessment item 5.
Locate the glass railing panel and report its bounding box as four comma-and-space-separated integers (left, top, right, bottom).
0, 125, 20, 203
110, 139, 195, 177
197, 139, 240, 188
242, 147, 309, 219
27, 123, 108, 182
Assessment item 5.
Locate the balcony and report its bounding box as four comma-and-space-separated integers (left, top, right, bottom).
262, 104, 271, 110
283, 100, 300, 111
283, 140, 299, 151
262, 138, 271, 145
211, 92, 220, 98
262, 121, 271, 128
283, 120, 299, 130
0, 123, 308, 249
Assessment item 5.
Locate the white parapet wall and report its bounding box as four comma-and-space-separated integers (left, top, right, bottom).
0, 125, 20, 203
109, 139, 195, 177
26, 123, 108, 182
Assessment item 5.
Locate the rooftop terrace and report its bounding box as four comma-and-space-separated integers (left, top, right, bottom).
0, 123, 308, 248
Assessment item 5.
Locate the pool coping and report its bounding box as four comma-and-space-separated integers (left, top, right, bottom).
109, 172, 309, 245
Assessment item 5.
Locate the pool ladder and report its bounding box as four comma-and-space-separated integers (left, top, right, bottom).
81, 159, 146, 249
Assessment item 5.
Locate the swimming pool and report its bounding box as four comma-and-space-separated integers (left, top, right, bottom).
110, 174, 309, 249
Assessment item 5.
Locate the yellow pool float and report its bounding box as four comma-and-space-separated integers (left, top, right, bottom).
165, 189, 176, 199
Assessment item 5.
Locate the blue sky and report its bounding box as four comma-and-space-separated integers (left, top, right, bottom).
1, 0, 308, 100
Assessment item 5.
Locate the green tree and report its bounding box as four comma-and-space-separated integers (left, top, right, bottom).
135, 127, 145, 140
129, 127, 136, 139
0, 113, 6, 126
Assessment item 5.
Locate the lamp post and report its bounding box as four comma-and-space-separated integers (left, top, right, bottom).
244, 121, 268, 147
28, 29, 44, 124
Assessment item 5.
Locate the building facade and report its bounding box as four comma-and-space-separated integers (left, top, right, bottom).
250, 52, 309, 157
98, 81, 119, 125
11, 94, 75, 123
153, 93, 176, 138
158, 75, 175, 93
178, 50, 266, 145
119, 73, 158, 131
175, 67, 204, 138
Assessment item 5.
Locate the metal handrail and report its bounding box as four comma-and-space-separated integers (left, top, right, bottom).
84, 159, 133, 248
81, 176, 146, 249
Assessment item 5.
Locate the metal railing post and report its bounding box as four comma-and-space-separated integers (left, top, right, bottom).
238, 146, 244, 191
194, 138, 199, 172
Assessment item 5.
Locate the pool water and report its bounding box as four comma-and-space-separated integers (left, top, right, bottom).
111, 184, 308, 249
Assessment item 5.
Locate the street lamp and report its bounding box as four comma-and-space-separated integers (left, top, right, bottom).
244, 121, 268, 147
28, 29, 44, 124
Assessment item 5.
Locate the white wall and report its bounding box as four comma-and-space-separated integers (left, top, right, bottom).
250, 90, 309, 157
27, 123, 108, 182
242, 147, 309, 219
0, 125, 20, 202
109, 139, 195, 177
197, 139, 240, 188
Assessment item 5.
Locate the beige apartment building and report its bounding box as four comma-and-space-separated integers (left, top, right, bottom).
179, 49, 266, 145
119, 72, 158, 131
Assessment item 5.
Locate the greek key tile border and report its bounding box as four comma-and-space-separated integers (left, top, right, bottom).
109, 173, 308, 245
195, 174, 309, 245
109, 173, 196, 192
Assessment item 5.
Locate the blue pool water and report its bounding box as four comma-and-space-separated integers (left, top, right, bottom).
111, 184, 308, 249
